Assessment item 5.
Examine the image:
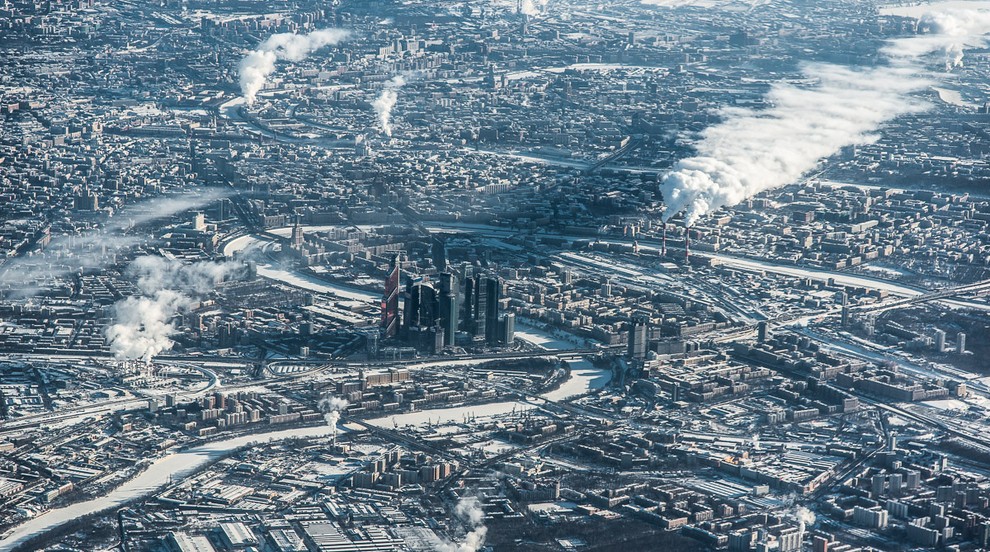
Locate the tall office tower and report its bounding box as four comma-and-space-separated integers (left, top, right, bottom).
418, 282, 438, 329
402, 279, 423, 333
463, 276, 476, 332
957, 332, 966, 354
484, 276, 501, 344
432, 236, 448, 271
499, 312, 515, 345
438, 272, 458, 347
934, 329, 946, 353
429, 325, 444, 353
839, 291, 849, 327
402, 279, 435, 331
628, 317, 648, 359
473, 275, 488, 340
380, 254, 401, 338
402, 279, 441, 350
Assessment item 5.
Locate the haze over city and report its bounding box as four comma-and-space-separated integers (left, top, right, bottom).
2, 0, 990, 551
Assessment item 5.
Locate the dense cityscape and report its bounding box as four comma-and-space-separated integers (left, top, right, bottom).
2, 0, 990, 550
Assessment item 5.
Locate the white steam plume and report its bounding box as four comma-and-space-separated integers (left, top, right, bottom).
108, 190, 230, 232
0, 190, 229, 295
660, 9, 990, 227
520, 0, 548, 16
106, 256, 244, 361
795, 506, 816, 545
373, 75, 408, 137
318, 396, 350, 443
884, 10, 990, 70
438, 496, 488, 552
106, 291, 193, 362
239, 29, 351, 105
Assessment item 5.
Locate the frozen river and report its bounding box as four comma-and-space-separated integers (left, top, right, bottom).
223, 235, 378, 302
0, 426, 336, 550
362, 358, 610, 429
0, 354, 607, 550
0, 264, 607, 551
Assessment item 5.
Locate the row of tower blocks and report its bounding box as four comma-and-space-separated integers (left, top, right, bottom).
380, 255, 515, 352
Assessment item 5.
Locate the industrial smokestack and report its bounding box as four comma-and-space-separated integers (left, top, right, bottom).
684, 226, 690, 264
795, 506, 816, 547
519, 0, 547, 16
318, 396, 350, 444
661, 221, 667, 258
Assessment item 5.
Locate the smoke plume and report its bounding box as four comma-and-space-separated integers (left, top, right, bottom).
795, 506, 816, 544
106, 256, 244, 361
105, 291, 193, 362
319, 396, 350, 443
520, 0, 548, 16
438, 496, 488, 552
0, 190, 228, 295
659, 8, 990, 227
885, 10, 990, 70
373, 75, 408, 137
239, 29, 351, 105
107, 190, 230, 232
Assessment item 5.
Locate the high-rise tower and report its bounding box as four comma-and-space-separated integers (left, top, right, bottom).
438, 272, 458, 347
484, 276, 501, 344
381, 254, 401, 338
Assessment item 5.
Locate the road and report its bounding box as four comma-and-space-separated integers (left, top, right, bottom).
233, 221, 990, 313
0, 360, 219, 437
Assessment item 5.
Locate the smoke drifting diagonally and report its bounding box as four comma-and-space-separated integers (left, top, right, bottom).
0, 190, 229, 293
438, 496, 488, 552
660, 9, 990, 227
108, 190, 230, 232
373, 75, 408, 137
106, 256, 243, 361
239, 29, 351, 105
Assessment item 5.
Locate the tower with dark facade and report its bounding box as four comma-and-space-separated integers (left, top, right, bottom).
628, 316, 648, 360
380, 254, 401, 338
438, 272, 458, 347
291, 215, 304, 250
484, 276, 501, 344
472, 275, 488, 340
432, 236, 448, 272
402, 278, 443, 352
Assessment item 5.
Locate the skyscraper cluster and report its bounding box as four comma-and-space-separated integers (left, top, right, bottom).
379, 257, 514, 352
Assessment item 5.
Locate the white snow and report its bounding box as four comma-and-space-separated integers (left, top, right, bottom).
0, 425, 337, 550
880, 1, 990, 18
